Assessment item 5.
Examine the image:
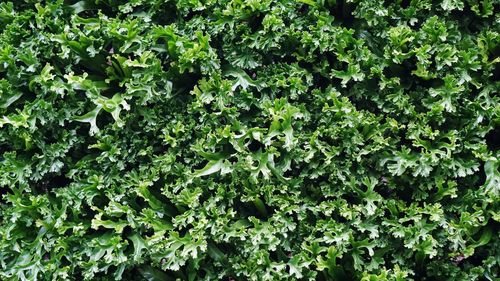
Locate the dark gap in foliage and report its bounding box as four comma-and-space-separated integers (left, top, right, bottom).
466, 247, 489, 267
152, 142, 169, 155
452, 2, 497, 34
101, 79, 125, 98
192, 160, 207, 170
247, 139, 265, 152
94, 2, 121, 19
261, 53, 277, 66
196, 267, 207, 279
297, 60, 314, 72
202, 102, 214, 113
141, 227, 155, 239
247, 13, 265, 33
277, 54, 299, 69
328, 0, 356, 28
475, 160, 488, 190
412, 257, 426, 279
485, 126, 500, 152
150, 2, 178, 26
177, 226, 189, 238
331, 76, 347, 89
41, 129, 63, 146
296, 2, 310, 15
450, 5, 476, 33
333, 211, 349, 225
395, 128, 413, 148
0, 140, 11, 156
402, 59, 419, 88
212, 35, 226, 64
32, 173, 72, 194
284, 163, 300, 178
70, 269, 85, 281
91, 194, 111, 210
383, 63, 410, 84
133, 194, 147, 210
94, 109, 116, 133
323, 51, 342, 72
79, 9, 98, 19
400, 0, 411, 9
122, 267, 146, 281
347, 81, 382, 114
337, 255, 356, 279
300, 179, 327, 201
268, 249, 281, 263
73, 199, 97, 221
312, 73, 334, 93
221, 143, 237, 157
391, 178, 414, 203
14, 85, 37, 106
42, 252, 50, 262
377, 177, 393, 198
342, 188, 362, 205
71, 138, 96, 163
59, 255, 72, 268
181, 10, 203, 24
171, 72, 203, 95
239, 103, 262, 123
121, 225, 133, 241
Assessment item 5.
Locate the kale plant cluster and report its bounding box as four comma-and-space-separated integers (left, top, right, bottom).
0, 0, 499, 280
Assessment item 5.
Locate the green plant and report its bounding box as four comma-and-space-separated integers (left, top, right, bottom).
0, 0, 498, 280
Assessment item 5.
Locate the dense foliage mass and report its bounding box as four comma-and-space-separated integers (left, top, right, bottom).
0, 0, 499, 280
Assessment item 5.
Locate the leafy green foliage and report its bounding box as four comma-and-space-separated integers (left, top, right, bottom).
0, 0, 499, 280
